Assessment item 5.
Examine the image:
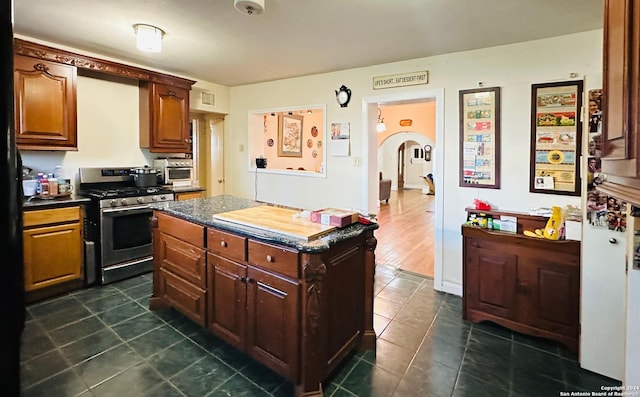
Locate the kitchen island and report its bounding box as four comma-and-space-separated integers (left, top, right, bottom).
149, 195, 378, 396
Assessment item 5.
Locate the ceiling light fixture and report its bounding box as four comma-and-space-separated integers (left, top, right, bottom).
376, 108, 387, 133
234, 0, 265, 15
133, 24, 165, 53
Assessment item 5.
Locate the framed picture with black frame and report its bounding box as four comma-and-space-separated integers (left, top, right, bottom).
459, 86, 501, 189
529, 80, 583, 196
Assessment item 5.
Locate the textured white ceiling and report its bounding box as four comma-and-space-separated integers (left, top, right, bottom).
13, 0, 603, 86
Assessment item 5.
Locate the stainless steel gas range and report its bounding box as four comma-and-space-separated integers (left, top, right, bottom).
79, 167, 174, 284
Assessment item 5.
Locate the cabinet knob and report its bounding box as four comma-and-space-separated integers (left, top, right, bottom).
516, 281, 529, 293
266, 255, 273, 262
220, 241, 227, 248
609, 238, 618, 244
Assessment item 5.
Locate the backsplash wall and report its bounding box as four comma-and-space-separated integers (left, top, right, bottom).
21, 73, 157, 187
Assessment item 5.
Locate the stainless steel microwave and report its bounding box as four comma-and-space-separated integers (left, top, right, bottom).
153, 158, 194, 184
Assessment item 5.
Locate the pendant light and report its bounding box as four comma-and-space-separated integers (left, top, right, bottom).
133, 24, 165, 53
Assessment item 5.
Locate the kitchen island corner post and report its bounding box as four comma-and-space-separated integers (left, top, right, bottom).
361, 230, 377, 350
298, 252, 327, 397
149, 211, 169, 310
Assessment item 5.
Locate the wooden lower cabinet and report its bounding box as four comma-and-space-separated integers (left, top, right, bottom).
151, 210, 377, 396
463, 225, 580, 351
208, 245, 300, 380
153, 212, 207, 326
246, 265, 299, 380
175, 191, 204, 201
23, 206, 84, 301
207, 253, 247, 350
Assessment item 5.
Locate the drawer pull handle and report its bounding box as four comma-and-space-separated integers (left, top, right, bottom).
266, 255, 273, 262
239, 277, 246, 283
220, 241, 227, 248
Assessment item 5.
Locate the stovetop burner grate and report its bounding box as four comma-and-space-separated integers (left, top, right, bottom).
80, 186, 174, 199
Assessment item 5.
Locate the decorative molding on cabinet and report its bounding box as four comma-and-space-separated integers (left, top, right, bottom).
14, 39, 195, 89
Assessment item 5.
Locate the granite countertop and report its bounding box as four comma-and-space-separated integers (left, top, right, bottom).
151, 195, 378, 253
23, 194, 91, 210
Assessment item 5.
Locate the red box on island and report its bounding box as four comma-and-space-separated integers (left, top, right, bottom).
310, 208, 359, 228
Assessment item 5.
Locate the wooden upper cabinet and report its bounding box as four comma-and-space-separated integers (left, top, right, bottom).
140, 81, 191, 153
14, 55, 78, 151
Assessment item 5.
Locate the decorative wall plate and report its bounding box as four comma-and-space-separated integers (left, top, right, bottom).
311, 126, 318, 137
267, 138, 274, 147
312, 150, 318, 158
317, 140, 322, 148
307, 139, 313, 148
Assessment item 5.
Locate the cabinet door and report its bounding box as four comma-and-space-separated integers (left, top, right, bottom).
23, 222, 83, 291
465, 244, 517, 320
14, 55, 77, 150
141, 82, 190, 153
601, 0, 640, 176
207, 253, 247, 351
246, 266, 299, 380
516, 256, 579, 338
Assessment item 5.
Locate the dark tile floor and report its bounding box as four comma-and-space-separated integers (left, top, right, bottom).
20, 265, 620, 397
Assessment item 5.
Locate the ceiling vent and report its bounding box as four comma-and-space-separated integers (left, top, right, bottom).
200, 91, 216, 106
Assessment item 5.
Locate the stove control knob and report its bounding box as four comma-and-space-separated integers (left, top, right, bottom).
152, 196, 158, 201
110, 199, 116, 207
137, 197, 144, 203
121, 199, 128, 205
160, 195, 166, 201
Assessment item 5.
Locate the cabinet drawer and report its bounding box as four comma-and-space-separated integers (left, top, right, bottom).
159, 268, 206, 326
465, 237, 501, 252
248, 240, 299, 279
24, 206, 81, 228
157, 212, 205, 247
207, 229, 247, 262
158, 233, 206, 288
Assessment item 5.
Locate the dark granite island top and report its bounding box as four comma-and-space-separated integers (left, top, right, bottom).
150, 194, 378, 253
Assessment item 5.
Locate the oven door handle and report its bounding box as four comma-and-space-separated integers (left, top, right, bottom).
101, 205, 151, 214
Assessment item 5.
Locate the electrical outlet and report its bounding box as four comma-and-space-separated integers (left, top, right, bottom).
239, 144, 244, 152
352, 157, 362, 166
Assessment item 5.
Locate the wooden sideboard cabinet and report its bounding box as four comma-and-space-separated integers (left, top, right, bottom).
23, 206, 84, 302
140, 81, 192, 153
14, 54, 78, 151
151, 210, 376, 396
462, 209, 580, 352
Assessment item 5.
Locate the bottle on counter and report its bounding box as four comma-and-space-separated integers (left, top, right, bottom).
40, 175, 49, 196
48, 175, 58, 195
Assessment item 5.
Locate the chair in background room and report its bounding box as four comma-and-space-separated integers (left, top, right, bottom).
379, 172, 392, 203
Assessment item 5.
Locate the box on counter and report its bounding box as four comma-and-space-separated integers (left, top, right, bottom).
499, 215, 518, 233
310, 208, 359, 228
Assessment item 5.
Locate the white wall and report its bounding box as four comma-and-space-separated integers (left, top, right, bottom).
227, 30, 603, 293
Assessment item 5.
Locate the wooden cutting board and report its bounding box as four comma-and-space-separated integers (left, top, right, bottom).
211, 206, 336, 241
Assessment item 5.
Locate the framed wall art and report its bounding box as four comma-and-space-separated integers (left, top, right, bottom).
459, 86, 501, 189
529, 80, 583, 196
278, 113, 304, 157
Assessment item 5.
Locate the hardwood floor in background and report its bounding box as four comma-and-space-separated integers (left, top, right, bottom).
375, 189, 434, 277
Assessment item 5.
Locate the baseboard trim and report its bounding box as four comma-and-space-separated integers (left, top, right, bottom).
438, 280, 462, 297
